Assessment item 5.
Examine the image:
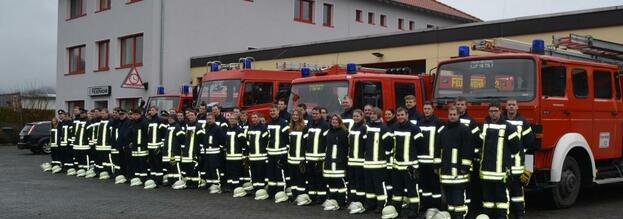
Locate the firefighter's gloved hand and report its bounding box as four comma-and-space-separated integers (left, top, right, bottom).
277, 159, 284, 169
299, 162, 306, 174
407, 165, 419, 179
520, 169, 532, 186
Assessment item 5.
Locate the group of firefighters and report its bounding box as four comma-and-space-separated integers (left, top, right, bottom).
40, 95, 535, 219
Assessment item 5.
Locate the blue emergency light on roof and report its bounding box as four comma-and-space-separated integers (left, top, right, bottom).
181, 84, 190, 95
458, 45, 470, 57
240, 57, 253, 69
157, 85, 165, 95
210, 62, 220, 72
300, 67, 311, 77
531, 39, 545, 54
346, 63, 357, 74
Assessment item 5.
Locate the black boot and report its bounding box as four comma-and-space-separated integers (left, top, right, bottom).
452, 212, 465, 219
407, 204, 420, 219
374, 201, 384, 214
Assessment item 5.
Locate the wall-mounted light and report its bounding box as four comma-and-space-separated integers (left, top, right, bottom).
372, 52, 384, 58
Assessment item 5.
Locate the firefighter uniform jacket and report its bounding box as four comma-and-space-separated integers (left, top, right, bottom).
342, 108, 354, 131
348, 121, 367, 167
215, 114, 228, 128
182, 122, 204, 164
86, 119, 100, 148
363, 120, 394, 169
407, 107, 422, 125
147, 116, 165, 150
436, 121, 473, 184
478, 118, 521, 181
287, 126, 307, 165
323, 126, 349, 178
58, 119, 73, 147
392, 121, 424, 170
129, 118, 149, 157
201, 123, 224, 156
162, 122, 185, 162
505, 113, 535, 175
459, 113, 481, 158
247, 123, 268, 161
111, 118, 131, 152
305, 119, 329, 161
95, 119, 113, 151
267, 118, 289, 156
50, 126, 58, 147
224, 124, 247, 161
72, 119, 90, 151
418, 115, 444, 165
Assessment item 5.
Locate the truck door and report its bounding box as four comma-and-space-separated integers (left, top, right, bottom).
353, 80, 383, 110
592, 70, 620, 159
540, 64, 570, 151
569, 68, 594, 149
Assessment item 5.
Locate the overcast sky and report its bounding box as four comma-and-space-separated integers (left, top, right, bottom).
0, 0, 621, 93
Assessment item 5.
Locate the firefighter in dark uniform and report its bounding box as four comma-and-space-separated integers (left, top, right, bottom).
145, 106, 166, 189
201, 112, 226, 194
266, 105, 290, 203
224, 114, 249, 197
211, 105, 228, 128
162, 110, 186, 188
246, 112, 269, 200
363, 107, 394, 214
111, 109, 131, 184
180, 109, 204, 189
289, 108, 309, 205
436, 106, 473, 219
341, 96, 354, 131
322, 114, 349, 211
417, 102, 444, 211
455, 96, 482, 217
55, 110, 72, 174
128, 109, 149, 187
382, 107, 424, 219
347, 109, 368, 214
84, 109, 101, 178
94, 109, 113, 180
404, 95, 422, 125
479, 101, 521, 219
43, 116, 59, 173
504, 98, 535, 219
66, 107, 81, 176
305, 107, 329, 205
72, 109, 90, 178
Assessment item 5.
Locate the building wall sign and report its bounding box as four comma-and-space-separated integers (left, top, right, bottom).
88, 86, 112, 97
121, 67, 145, 89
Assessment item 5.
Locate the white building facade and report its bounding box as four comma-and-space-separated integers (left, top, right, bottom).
56, 0, 477, 111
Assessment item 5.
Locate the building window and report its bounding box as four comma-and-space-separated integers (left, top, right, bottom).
69, 0, 85, 19
323, 3, 333, 27
368, 12, 375, 25
355, 10, 362, 22
427, 24, 435, 28
94, 101, 108, 109
68, 45, 85, 74
119, 34, 143, 68
127, 0, 142, 4
67, 101, 85, 115
96, 40, 109, 71
97, 0, 110, 12
294, 0, 314, 23
409, 21, 415, 30
398, 18, 404, 30
118, 98, 139, 111
380, 15, 387, 27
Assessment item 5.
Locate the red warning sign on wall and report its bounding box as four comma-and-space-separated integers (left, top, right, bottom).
121, 67, 145, 89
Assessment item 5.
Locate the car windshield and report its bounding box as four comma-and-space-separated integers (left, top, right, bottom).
198, 79, 241, 108
288, 81, 349, 114
434, 58, 536, 101
146, 96, 179, 111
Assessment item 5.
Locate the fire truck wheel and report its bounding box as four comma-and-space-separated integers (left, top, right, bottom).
550, 156, 581, 208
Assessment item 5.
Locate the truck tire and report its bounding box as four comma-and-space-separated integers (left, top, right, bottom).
550, 156, 581, 208
40, 141, 51, 154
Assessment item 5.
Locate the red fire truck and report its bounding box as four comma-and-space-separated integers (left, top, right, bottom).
432, 34, 623, 208
196, 58, 301, 118
145, 85, 194, 112
287, 64, 433, 118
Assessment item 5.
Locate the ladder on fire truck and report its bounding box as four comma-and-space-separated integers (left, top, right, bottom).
472, 34, 623, 71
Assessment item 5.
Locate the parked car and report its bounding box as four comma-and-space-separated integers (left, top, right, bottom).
17, 121, 51, 154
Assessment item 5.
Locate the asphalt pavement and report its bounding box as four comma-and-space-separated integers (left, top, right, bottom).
2, 146, 623, 219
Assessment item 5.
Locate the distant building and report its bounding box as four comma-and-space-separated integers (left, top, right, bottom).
56, 0, 478, 111
0, 92, 56, 110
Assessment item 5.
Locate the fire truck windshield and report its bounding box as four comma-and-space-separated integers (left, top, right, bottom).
198, 79, 241, 108
434, 58, 536, 101
147, 96, 179, 112
288, 81, 349, 114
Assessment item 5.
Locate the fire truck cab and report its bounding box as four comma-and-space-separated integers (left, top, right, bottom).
287, 64, 433, 116
432, 35, 623, 208
145, 85, 194, 112
197, 58, 301, 119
